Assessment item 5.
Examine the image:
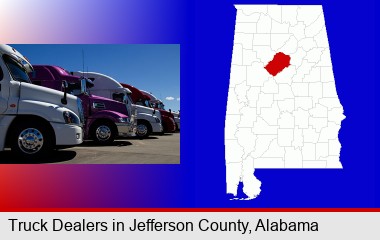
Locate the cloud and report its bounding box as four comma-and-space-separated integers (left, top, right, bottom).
165, 96, 175, 101
177, 98, 180, 101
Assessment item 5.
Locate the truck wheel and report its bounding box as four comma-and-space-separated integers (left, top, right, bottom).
91, 122, 116, 145
136, 121, 151, 139
10, 121, 53, 159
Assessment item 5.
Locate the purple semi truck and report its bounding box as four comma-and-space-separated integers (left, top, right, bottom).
29, 65, 136, 144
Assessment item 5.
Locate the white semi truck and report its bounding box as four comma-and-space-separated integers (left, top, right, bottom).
140, 90, 180, 131
172, 111, 180, 131
0, 45, 83, 159
72, 72, 163, 138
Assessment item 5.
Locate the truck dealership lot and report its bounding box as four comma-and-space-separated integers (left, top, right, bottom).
0, 133, 180, 164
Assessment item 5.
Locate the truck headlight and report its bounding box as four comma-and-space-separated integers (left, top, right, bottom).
63, 111, 80, 125
118, 117, 130, 123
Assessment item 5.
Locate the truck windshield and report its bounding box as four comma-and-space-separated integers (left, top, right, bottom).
114, 93, 134, 106
152, 102, 165, 110
112, 92, 125, 103
3, 55, 31, 83
158, 103, 165, 110
144, 100, 151, 108
68, 82, 85, 96
68, 78, 92, 96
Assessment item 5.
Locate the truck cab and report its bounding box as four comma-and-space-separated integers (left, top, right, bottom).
140, 90, 177, 133
29, 65, 136, 144
171, 111, 180, 131
71, 71, 139, 136
0, 45, 83, 159
71, 72, 163, 138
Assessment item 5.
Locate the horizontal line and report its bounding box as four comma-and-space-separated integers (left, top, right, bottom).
1, 208, 380, 212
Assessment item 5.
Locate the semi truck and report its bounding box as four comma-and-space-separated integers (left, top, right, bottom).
172, 111, 180, 131
72, 72, 163, 138
29, 65, 136, 145
0, 45, 83, 159
140, 90, 177, 133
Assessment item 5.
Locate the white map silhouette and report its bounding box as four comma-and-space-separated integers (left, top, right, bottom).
225, 5, 345, 200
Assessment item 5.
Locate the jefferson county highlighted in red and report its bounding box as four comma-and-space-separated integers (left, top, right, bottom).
264, 52, 291, 76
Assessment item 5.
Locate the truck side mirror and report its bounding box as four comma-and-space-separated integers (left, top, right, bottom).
61, 80, 68, 105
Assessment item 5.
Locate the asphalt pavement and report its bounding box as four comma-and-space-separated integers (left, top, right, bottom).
0, 133, 180, 164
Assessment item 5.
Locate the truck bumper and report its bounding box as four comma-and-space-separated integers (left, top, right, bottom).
51, 123, 83, 146
151, 122, 163, 133
116, 122, 136, 137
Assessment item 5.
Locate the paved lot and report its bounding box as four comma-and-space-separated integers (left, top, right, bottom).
0, 133, 180, 164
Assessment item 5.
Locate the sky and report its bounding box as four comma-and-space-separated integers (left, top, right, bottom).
11, 44, 181, 111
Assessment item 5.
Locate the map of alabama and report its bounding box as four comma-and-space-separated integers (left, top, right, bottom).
225, 5, 345, 200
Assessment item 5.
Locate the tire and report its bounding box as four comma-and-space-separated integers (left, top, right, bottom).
91, 121, 116, 145
10, 120, 53, 160
136, 120, 152, 139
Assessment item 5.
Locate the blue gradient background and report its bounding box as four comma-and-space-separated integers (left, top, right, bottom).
0, 0, 379, 208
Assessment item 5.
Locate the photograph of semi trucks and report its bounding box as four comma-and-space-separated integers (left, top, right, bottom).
0, 44, 180, 163
72, 72, 163, 138
29, 65, 137, 144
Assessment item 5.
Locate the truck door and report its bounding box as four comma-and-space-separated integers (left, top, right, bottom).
0, 65, 8, 114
